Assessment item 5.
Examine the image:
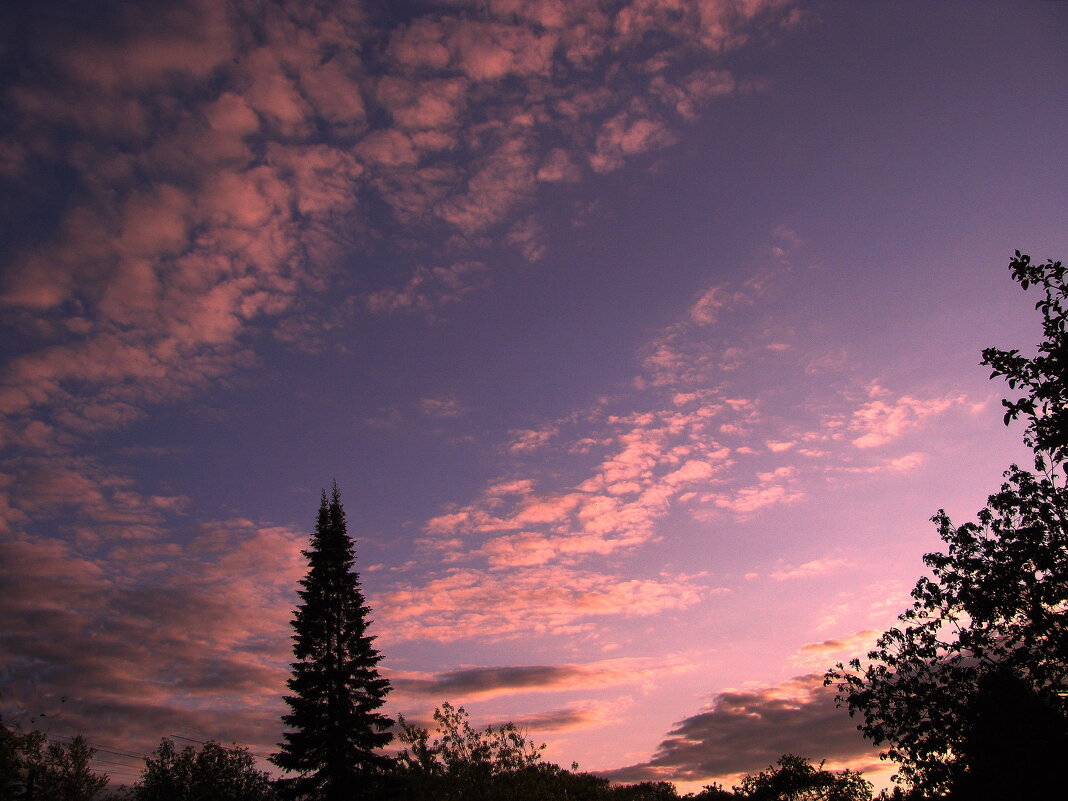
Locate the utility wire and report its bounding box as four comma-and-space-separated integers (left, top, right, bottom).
46, 735, 147, 761
88, 756, 144, 770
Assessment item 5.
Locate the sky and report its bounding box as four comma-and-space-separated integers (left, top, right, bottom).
1, 0, 1066, 792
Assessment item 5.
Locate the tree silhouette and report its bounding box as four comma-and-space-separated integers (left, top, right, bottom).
134, 738, 277, 801
272, 483, 393, 800
733, 755, 871, 801
0, 719, 110, 801
949, 665, 1068, 799
394, 702, 545, 801
826, 253, 1068, 794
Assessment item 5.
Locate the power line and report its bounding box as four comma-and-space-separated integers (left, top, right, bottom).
43, 732, 150, 769
45, 734, 147, 761
90, 766, 143, 780
88, 756, 143, 770
169, 734, 207, 744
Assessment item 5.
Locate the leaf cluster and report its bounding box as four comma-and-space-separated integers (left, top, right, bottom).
983, 252, 1068, 465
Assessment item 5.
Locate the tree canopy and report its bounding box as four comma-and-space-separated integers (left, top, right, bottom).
825, 252, 1068, 794
133, 738, 278, 801
0, 720, 109, 801
394, 702, 546, 801
733, 755, 871, 801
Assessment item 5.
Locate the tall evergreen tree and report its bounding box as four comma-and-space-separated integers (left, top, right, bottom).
272, 483, 393, 800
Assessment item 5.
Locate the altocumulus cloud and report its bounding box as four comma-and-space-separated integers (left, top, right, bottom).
1, 0, 803, 451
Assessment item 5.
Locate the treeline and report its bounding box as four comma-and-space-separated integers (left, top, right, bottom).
3, 709, 882, 801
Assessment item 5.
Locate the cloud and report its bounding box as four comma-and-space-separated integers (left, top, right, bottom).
4, 2, 911, 766
420, 396, 468, 418
2, 0, 803, 450
422, 405, 735, 565
366, 262, 490, 314
506, 215, 548, 262
789, 630, 880, 670
392, 654, 688, 701
701, 465, 802, 517
848, 392, 970, 449
590, 103, 678, 173
507, 426, 559, 453
379, 566, 704, 642
832, 451, 927, 475
0, 514, 307, 756
640, 271, 777, 388
768, 557, 851, 582
495, 703, 612, 733
395, 665, 594, 698
690, 285, 732, 325
711, 483, 803, 515
606, 673, 880, 784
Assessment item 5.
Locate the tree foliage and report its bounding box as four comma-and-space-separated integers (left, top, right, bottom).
825, 252, 1068, 794
0, 717, 110, 801
983, 252, 1068, 464
272, 483, 393, 800
133, 738, 278, 801
394, 702, 546, 801
733, 755, 871, 801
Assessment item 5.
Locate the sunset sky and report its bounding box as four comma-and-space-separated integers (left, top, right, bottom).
1, 0, 1066, 792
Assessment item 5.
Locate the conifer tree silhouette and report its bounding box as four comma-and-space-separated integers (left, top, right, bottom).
272, 483, 393, 800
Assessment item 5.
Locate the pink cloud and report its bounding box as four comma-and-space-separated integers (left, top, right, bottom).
832, 451, 927, 475
446, 20, 558, 82
243, 48, 315, 138
765, 439, 796, 452
0, 503, 308, 758
1, 0, 805, 453
506, 215, 548, 261
380, 566, 704, 642
376, 76, 467, 132
848, 392, 971, 448
437, 135, 539, 233
712, 483, 803, 515
392, 654, 694, 702
420, 396, 468, 418
422, 403, 735, 563
494, 699, 621, 733
366, 262, 489, 314
508, 426, 559, 453
789, 630, 880, 670
297, 56, 369, 137
536, 148, 582, 183
388, 18, 452, 70
690, 285, 731, 325
50, 0, 235, 94
590, 106, 677, 173
651, 69, 738, 119
768, 557, 851, 582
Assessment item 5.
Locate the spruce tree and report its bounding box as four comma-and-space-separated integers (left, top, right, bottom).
273, 483, 393, 800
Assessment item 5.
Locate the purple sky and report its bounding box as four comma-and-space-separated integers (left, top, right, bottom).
2, 0, 1066, 791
